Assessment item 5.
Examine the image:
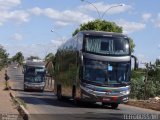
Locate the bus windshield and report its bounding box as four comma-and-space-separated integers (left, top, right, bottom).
24, 66, 45, 83
83, 59, 131, 85
85, 36, 130, 55
24, 74, 45, 83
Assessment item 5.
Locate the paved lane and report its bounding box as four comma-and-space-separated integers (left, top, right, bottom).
8, 64, 160, 120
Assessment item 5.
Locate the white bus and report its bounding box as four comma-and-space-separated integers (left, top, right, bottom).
54, 30, 138, 109
23, 60, 46, 92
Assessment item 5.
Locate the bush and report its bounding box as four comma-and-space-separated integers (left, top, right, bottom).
130, 65, 160, 100
130, 77, 145, 99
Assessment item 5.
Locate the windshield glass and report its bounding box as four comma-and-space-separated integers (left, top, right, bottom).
24, 66, 45, 83
25, 74, 45, 83
25, 67, 45, 75
85, 36, 129, 55
83, 59, 131, 85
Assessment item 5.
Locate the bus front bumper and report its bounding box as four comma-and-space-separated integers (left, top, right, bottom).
81, 89, 129, 104
24, 83, 45, 90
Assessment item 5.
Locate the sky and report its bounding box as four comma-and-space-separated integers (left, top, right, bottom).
0, 0, 160, 64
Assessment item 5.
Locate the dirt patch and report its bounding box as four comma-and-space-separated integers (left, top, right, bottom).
0, 69, 5, 81
126, 99, 160, 111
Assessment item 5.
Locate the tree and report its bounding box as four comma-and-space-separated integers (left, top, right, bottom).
45, 53, 54, 62
130, 69, 145, 99
45, 53, 55, 76
129, 37, 135, 53
27, 56, 40, 60
72, 19, 135, 52
155, 59, 160, 66
0, 47, 9, 70
12, 52, 24, 66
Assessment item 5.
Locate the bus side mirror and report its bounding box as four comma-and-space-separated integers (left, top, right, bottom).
131, 55, 138, 70
80, 51, 84, 66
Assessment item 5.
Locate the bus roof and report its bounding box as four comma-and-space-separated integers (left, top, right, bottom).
79, 30, 127, 38
25, 61, 45, 67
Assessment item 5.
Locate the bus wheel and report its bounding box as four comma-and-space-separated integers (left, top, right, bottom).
72, 85, 76, 99
74, 99, 83, 106
57, 84, 62, 100
111, 103, 119, 109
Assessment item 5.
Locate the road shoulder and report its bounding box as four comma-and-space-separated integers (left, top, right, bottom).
0, 82, 19, 114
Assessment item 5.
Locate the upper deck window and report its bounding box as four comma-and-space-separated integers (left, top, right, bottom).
85, 35, 130, 55
25, 66, 45, 75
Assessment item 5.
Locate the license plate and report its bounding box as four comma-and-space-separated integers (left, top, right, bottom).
103, 98, 111, 101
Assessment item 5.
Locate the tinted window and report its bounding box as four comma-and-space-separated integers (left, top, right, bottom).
83, 58, 131, 85
85, 36, 129, 55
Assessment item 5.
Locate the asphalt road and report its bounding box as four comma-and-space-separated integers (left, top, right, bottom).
8, 63, 160, 120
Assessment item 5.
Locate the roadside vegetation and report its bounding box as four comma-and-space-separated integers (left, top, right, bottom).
0, 46, 9, 70
45, 53, 55, 77
130, 59, 160, 100
27, 56, 40, 60
12, 52, 24, 66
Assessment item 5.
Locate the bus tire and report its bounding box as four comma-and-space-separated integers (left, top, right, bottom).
57, 84, 62, 100
111, 103, 119, 109
74, 99, 83, 106
72, 85, 76, 99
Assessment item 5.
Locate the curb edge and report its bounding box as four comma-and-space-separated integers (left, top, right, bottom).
9, 91, 30, 120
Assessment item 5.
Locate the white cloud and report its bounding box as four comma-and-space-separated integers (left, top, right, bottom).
4, 39, 68, 58
9, 10, 30, 23
0, 0, 30, 26
158, 44, 160, 49
0, 10, 30, 25
55, 21, 69, 26
154, 20, 160, 28
0, 0, 21, 10
51, 39, 63, 46
29, 7, 42, 15
79, 2, 132, 17
4, 43, 55, 59
29, 7, 94, 26
51, 36, 68, 47
11, 33, 23, 41
151, 13, 160, 28
142, 13, 152, 22
116, 19, 146, 34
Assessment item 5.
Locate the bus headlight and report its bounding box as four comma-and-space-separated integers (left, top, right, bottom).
120, 90, 130, 95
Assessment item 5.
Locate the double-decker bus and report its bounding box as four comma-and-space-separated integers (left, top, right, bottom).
23, 60, 46, 92
54, 30, 138, 109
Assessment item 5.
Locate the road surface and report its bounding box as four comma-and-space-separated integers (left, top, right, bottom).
8, 63, 160, 120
